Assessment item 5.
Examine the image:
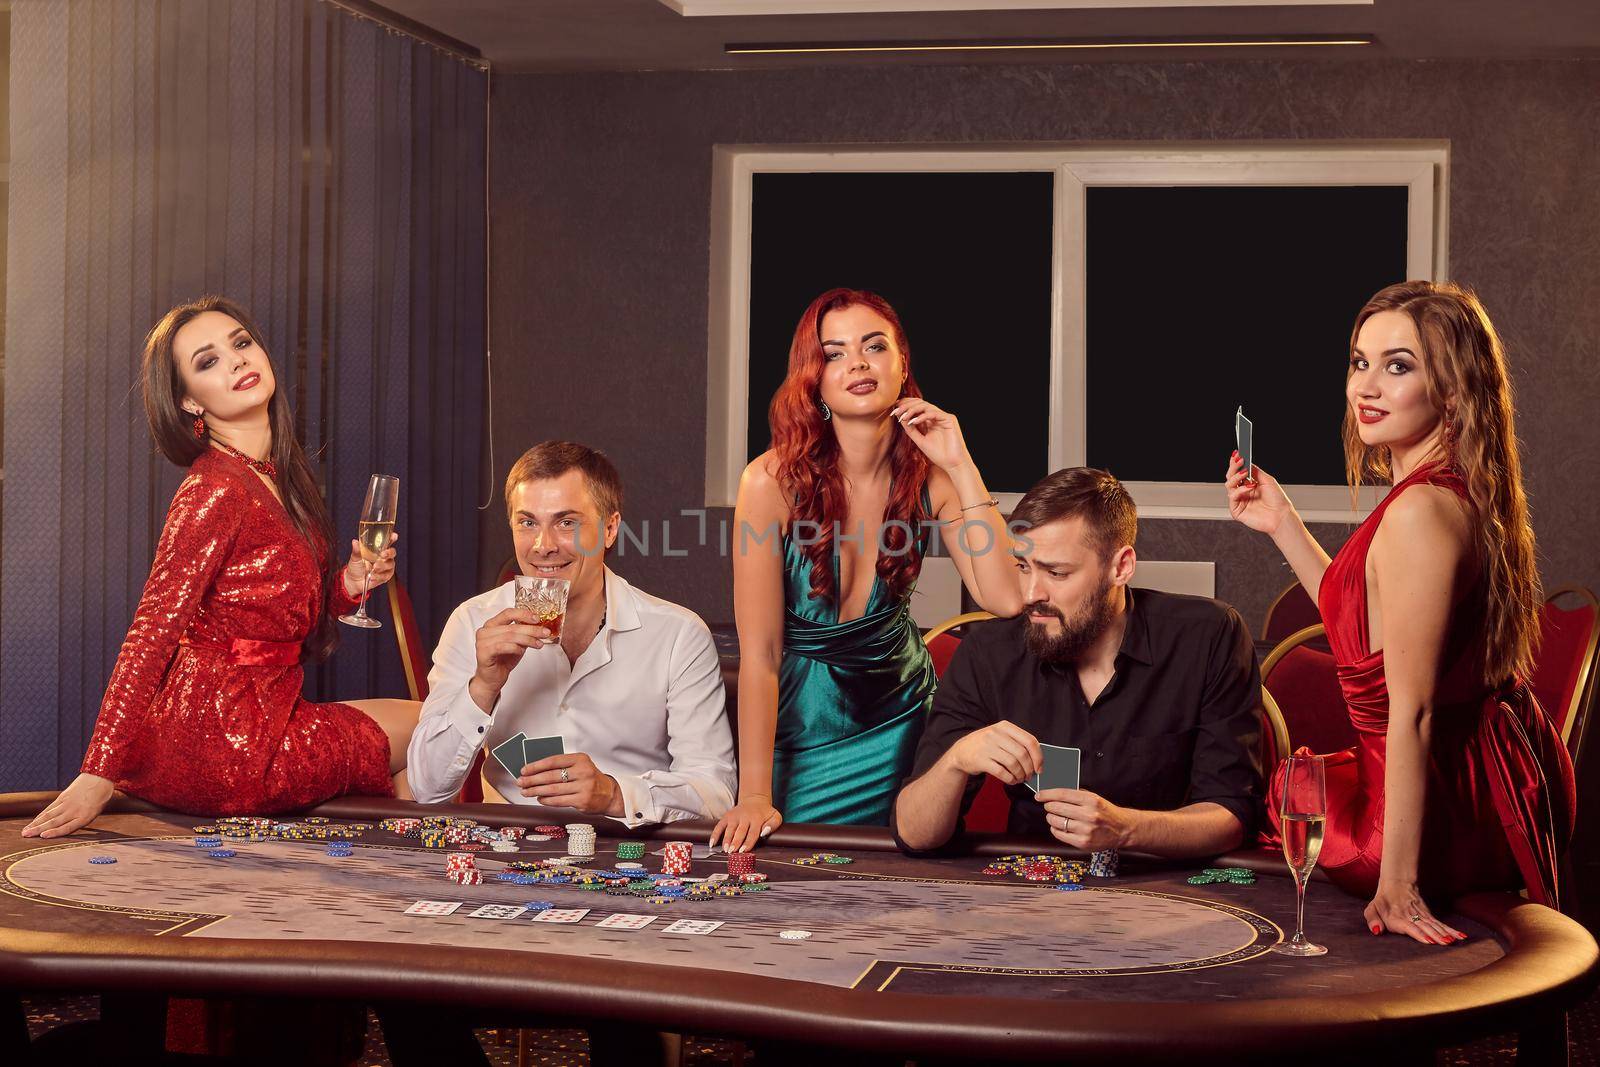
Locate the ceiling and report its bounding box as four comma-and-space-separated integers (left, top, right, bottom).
365, 0, 1600, 72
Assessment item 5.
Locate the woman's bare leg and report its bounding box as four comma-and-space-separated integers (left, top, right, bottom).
346, 699, 421, 797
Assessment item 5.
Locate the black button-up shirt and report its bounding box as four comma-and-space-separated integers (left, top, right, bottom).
893, 589, 1263, 845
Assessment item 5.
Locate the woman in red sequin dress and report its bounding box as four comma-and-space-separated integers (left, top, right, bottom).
1224, 281, 1575, 945
24, 297, 420, 838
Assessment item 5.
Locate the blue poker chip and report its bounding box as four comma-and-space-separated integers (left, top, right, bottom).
1053, 882, 1086, 892
88, 855, 117, 865
523, 900, 555, 911
206, 849, 237, 858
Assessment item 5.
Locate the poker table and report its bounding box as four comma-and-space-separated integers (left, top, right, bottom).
0, 793, 1594, 1065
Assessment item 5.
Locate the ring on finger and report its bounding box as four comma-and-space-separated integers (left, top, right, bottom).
559, 768, 570, 783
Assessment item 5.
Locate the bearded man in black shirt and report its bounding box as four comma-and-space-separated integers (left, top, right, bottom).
893, 467, 1263, 856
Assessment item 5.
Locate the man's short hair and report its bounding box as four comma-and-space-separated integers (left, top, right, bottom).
1011, 467, 1137, 560
504, 441, 624, 521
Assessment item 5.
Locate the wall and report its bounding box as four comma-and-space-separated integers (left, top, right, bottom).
486, 58, 1600, 632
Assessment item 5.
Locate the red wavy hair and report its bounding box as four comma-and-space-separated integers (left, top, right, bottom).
769, 289, 931, 605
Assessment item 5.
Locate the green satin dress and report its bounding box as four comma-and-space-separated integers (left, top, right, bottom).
771, 490, 937, 826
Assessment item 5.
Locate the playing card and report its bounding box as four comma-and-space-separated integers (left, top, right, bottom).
467, 904, 529, 920
595, 913, 658, 930
662, 919, 724, 935
521, 734, 565, 768
404, 900, 463, 916
491, 732, 530, 777
1036, 744, 1082, 792
529, 908, 590, 924
1235, 406, 1254, 476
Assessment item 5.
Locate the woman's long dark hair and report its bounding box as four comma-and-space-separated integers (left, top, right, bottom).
141, 295, 341, 661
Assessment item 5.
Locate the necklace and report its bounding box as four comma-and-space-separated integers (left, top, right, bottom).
212, 439, 278, 480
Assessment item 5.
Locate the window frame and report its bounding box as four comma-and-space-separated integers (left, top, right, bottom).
706, 141, 1449, 520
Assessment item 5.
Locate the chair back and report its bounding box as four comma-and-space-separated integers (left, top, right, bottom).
387, 579, 430, 703
1530, 587, 1599, 758
1261, 624, 1356, 756
922, 611, 1005, 832
1259, 686, 1291, 775
1262, 581, 1321, 644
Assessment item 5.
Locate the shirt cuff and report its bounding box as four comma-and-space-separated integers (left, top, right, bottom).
446, 687, 494, 749
608, 774, 655, 829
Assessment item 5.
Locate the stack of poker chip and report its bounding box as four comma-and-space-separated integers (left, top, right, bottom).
444, 824, 472, 845
566, 824, 596, 858
1088, 849, 1119, 878
536, 824, 566, 839
194, 834, 222, 850
1187, 866, 1256, 886
499, 826, 526, 841
615, 840, 646, 861
491, 836, 519, 853
445, 853, 482, 885
725, 851, 756, 879
661, 841, 693, 876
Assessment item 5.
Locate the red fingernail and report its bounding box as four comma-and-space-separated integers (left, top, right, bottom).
1370, 924, 1381, 935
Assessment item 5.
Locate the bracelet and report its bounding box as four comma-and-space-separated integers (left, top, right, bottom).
960, 498, 999, 512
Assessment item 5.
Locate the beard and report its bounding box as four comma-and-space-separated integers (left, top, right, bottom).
1022, 575, 1119, 666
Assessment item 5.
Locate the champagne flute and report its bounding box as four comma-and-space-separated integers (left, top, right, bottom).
1272, 752, 1328, 956
339, 474, 400, 629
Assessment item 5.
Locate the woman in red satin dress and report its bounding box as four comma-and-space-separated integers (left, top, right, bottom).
23, 296, 420, 838
1225, 281, 1575, 945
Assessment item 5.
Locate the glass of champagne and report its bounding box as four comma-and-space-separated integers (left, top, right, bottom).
513, 575, 570, 639
339, 474, 400, 629
1272, 752, 1328, 956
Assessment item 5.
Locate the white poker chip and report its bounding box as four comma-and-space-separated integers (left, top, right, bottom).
614, 861, 645, 870
778, 930, 812, 941
521, 833, 553, 842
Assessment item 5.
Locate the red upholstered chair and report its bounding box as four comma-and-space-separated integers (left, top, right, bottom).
1258, 687, 1291, 779
388, 577, 486, 803
1261, 624, 1356, 757
1530, 586, 1598, 760
922, 611, 1005, 831
1261, 581, 1321, 644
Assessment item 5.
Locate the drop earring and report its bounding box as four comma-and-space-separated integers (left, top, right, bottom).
192, 413, 207, 439
818, 398, 832, 422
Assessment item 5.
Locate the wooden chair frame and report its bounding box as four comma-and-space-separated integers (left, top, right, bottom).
922, 610, 996, 643
1544, 586, 1599, 755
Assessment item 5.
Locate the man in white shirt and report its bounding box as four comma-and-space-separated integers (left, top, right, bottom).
407, 441, 736, 827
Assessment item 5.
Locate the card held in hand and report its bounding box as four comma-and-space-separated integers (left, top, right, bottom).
521, 734, 565, 768
1034, 744, 1082, 793
1235, 406, 1254, 476
491, 732, 529, 777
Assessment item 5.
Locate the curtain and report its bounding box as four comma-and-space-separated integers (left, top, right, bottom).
1, 0, 487, 789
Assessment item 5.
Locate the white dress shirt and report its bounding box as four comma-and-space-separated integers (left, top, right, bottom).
407, 568, 737, 827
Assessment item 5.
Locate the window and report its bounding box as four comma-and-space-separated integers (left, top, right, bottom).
707, 143, 1447, 519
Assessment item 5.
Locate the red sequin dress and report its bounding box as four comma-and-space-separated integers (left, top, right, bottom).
80, 449, 394, 814
1268, 462, 1576, 906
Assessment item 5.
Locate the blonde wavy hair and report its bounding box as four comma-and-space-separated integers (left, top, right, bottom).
1342, 281, 1541, 686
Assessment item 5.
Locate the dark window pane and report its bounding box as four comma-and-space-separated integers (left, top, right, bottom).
748, 172, 1053, 494
1085, 185, 1409, 486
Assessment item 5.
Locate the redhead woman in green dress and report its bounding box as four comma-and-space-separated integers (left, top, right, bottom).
711, 289, 1024, 851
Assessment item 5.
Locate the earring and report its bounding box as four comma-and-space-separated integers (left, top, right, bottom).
1444, 410, 1458, 454
818, 398, 832, 422
192, 414, 207, 439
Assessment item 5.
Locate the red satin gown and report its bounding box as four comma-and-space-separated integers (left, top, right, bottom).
80, 448, 394, 814
1268, 462, 1576, 907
